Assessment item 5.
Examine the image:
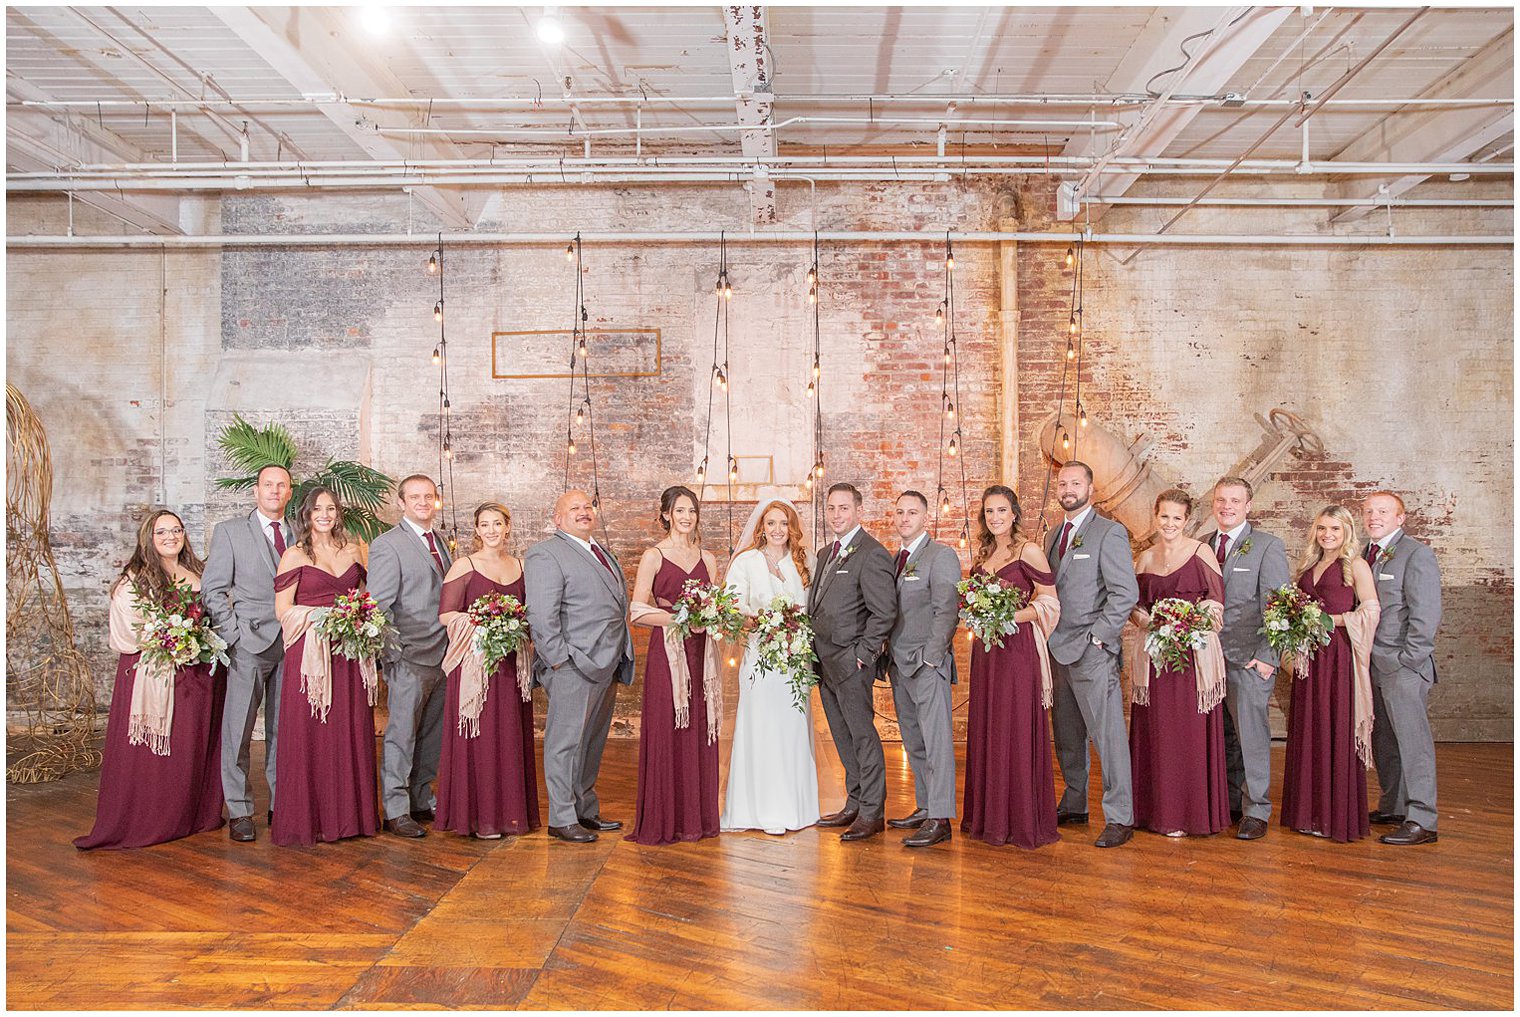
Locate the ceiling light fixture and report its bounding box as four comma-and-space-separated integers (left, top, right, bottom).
536, 6, 565, 45
358, 6, 391, 37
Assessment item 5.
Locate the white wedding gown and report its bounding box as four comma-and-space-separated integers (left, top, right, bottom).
720, 548, 821, 834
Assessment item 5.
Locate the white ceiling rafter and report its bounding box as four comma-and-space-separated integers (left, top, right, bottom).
1059, 6, 1293, 221
211, 6, 479, 230
723, 5, 776, 224
1330, 27, 1514, 223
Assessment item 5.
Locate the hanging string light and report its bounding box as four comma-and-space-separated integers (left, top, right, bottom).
933, 232, 971, 553
1035, 235, 1086, 541
561, 233, 607, 543
697, 231, 737, 554
806, 232, 826, 539
428, 233, 459, 551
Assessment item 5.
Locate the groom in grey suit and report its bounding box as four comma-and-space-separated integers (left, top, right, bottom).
368, 474, 453, 838
883, 490, 961, 848
1363, 491, 1443, 846
524, 489, 636, 843
1045, 461, 1139, 848
1205, 476, 1291, 841
202, 464, 295, 842
809, 482, 897, 842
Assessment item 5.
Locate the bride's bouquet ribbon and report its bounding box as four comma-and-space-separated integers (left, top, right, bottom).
107, 585, 175, 757
1023, 589, 1062, 710
442, 614, 535, 738
280, 605, 378, 723
630, 601, 722, 745
1295, 596, 1381, 768
1125, 599, 1227, 714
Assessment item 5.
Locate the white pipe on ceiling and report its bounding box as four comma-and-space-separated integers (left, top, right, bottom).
374, 115, 1127, 140
1084, 196, 1514, 207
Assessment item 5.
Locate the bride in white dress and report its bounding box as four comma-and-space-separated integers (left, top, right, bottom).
720, 497, 821, 835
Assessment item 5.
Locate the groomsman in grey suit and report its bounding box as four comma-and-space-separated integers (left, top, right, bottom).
368, 474, 453, 838
1205, 476, 1291, 841
203, 464, 296, 842
524, 489, 636, 843
809, 482, 897, 842
883, 490, 961, 848
1362, 491, 1443, 846
1045, 461, 1139, 848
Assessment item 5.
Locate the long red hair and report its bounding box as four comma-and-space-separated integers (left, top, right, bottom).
745, 501, 811, 588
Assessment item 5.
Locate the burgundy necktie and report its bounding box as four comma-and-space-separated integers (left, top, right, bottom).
1365, 541, 1379, 566
895, 549, 910, 576
1056, 522, 1073, 559
831, 540, 842, 564
590, 543, 617, 577
1216, 533, 1229, 565
423, 531, 446, 574
271, 520, 286, 556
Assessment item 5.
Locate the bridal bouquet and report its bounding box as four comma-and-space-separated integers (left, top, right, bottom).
1259, 583, 1334, 663
753, 595, 818, 713
135, 579, 230, 674
669, 579, 747, 643
957, 572, 1027, 649
315, 590, 392, 662
467, 592, 531, 671
1144, 597, 1215, 672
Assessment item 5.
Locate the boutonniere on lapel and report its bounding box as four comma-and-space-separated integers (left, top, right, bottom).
1373, 544, 1395, 570
836, 542, 860, 564
1070, 535, 1084, 550
901, 562, 918, 579
1233, 537, 1253, 558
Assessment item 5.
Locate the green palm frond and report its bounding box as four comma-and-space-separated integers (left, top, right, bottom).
311, 459, 394, 516
340, 507, 388, 543
215, 473, 260, 492
217, 414, 297, 476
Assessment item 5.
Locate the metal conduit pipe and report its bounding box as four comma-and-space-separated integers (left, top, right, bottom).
1084, 196, 1514, 207
375, 115, 1127, 140
7, 231, 1511, 249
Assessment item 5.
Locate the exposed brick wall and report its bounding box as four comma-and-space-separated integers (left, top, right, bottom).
7, 175, 1512, 741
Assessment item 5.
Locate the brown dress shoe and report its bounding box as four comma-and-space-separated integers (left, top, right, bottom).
1236, 816, 1268, 841
576, 814, 622, 832
385, 815, 427, 838
1368, 809, 1406, 826
547, 824, 597, 843
887, 808, 929, 830
1379, 820, 1438, 846
817, 808, 859, 828
903, 818, 952, 848
840, 816, 885, 842
1094, 822, 1134, 848
229, 816, 256, 842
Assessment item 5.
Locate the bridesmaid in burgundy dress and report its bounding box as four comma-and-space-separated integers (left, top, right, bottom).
1127, 489, 1231, 837
626, 485, 722, 845
1281, 505, 1381, 842
271, 488, 380, 847
435, 503, 540, 839
961, 485, 1061, 849
76, 510, 226, 850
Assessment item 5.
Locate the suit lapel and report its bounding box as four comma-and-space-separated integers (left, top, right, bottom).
559, 531, 623, 600
246, 512, 279, 575
897, 538, 930, 590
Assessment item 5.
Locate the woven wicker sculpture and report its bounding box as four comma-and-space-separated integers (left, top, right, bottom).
6, 384, 99, 782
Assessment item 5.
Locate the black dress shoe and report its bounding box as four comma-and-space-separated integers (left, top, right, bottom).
1236, 816, 1268, 841
1379, 820, 1438, 846
1055, 808, 1089, 826
576, 814, 622, 832
1230, 808, 1244, 825
548, 824, 597, 843
1094, 823, 1134, 848
229, 816, 256, 842
903, 818, 952, 848
1368, 809, 1407, 826
410, 809, 436, 824
887, 808, 929, 830
268, 809, 274, 826
839, 816, 885, 842
385, 815, 427, 838
817, 808, 859, 828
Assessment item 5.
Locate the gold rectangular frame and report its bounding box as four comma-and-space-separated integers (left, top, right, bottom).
491, 328, 663, 379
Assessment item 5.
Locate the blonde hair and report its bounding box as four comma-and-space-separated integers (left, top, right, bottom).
1297, 504, 1360, 586
471, 502, 512, 552
746, 501, 812, 588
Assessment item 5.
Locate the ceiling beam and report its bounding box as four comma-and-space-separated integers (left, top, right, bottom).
723, 5, 776, 224
6, 77, 184, 235
1329, 28, 1514, 222
1059, 6, 1292, 221
211, 6, 479, 230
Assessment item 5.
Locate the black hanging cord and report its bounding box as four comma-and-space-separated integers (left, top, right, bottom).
1035, 237, 1083, 539
433, 232, 459, 551
807, 231, 825, 542
563, 234, 609, 548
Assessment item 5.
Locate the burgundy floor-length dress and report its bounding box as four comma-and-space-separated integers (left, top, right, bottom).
627, 555, 721, 845
1129, 555, 1232, 836
1280, 565, 1370, 843
435, 569, 541, 838
271, 563, 380, 847
75, 638, 226, 849
960, 557, 1060, 849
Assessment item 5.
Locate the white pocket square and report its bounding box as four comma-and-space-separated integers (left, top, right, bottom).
904, 575, 922, 582
1073, 553, 1091, 560
836, 569, 850, 575
1379, 573, 1395, 581
1232, 567, 1252, 572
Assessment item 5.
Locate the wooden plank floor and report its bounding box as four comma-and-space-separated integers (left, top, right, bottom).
8, 719, 1512, 1010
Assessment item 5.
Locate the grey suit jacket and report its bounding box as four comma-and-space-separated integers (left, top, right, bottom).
1369, 531, 1442, 682
523, 531, 635, 686
808, 528, 898, 680
1044, 511, 1139, 667
201, 509, 295, 655
367, 522, 452, 668
1202, 523, 1292, 669
886, 538, 962, 684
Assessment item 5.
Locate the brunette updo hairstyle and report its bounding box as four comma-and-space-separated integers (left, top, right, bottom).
1153, 487, 1194, 518
658, 485, 700, 535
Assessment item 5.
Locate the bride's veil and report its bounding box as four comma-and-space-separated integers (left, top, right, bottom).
734, 491, 816, 571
